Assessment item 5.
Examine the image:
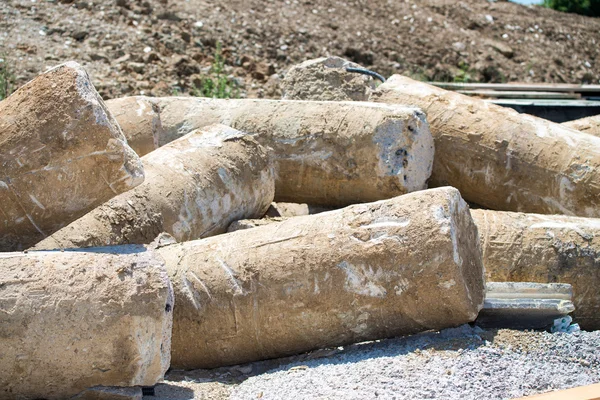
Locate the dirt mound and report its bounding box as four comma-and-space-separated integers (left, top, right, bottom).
1, 0, 599, 99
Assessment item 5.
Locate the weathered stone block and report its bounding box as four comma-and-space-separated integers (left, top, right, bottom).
281, 56, 376, 101
161, 187, 484, 369
372, 75, 600, 217
563, 114, 600, 137
32, 125, 274, 249
0, 62, 144, 251
472, 209, 600, 329
106, 97, 434, 207
0, 247, 173, 399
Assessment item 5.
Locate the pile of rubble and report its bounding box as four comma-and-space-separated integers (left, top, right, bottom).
1, 58, 599, 399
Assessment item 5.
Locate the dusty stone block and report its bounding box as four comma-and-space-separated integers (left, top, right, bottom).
160, 187, 484, 369
0, 62, 144, 251
32, 125, 274, 250
0, 247, 173, 399
472, 209, 600, 329
281, 56, 376, 101
106, 97, 434, 207
107, 96, 165, 157
562, 114, 600, 137
372, 75, 600, 217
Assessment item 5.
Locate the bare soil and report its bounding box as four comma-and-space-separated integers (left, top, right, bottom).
1, 0, 599, 100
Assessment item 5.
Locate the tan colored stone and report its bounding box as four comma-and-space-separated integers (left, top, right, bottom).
281, 56, 376, 101
106, 97, 434, 207
562, 114, 600, 137
0, 247, 173, 399
160, 187, 484, 369
372, 75, 600, 218
32, 125, 274, 250
471, 209, 600, 329
107, 96, 165, 157
0, 62, 144, 251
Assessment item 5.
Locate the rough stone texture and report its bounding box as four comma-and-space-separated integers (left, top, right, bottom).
0, 62, 145, 251
106, 97, 434, 207
281, 56, 376, 102
372, 75, 600, 218
563, 115, 600, 137
471, 208, 600, 329
32, 125, 274, 250
107, 96, 165, 157
159, 187, 484, 369
265, 202, 333, 218
0, 247, 173, 400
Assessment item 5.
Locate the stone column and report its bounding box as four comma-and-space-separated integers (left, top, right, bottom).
372, 75, 600, 218
0, 62, 144, 251
106, 97, 434, 207
472, 208, 600, 329
160, 187, 484, 369
0, 247, 173, 399
32, 125, 274, 250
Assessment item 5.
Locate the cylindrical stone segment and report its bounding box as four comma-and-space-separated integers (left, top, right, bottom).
32, 125, 274, 250
159, 187, 485, 369
372, 75, 600, 218
107, 96, 165, 157
0, 247, 173, 400
471, 209, 600, 329
562, 114, 600, 137
106, 97, 434, 207
0, 62, 144, 251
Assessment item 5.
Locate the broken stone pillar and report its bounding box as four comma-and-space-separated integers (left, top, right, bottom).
0, 62, 144, 251
32, 125, 274, 250
562, 114, 600, 137
0, 247, 173, 399
107, 96, 165, 157
281, 56, 376, 101
471, 209, 600, 329
372, 75, 600, 218
106, 97, 434, 206
160, 187, 484, 369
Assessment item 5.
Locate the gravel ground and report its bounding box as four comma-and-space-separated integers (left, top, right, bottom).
150, 324, 600, 400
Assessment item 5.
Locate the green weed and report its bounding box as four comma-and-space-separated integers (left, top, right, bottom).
192, 42, 239, 99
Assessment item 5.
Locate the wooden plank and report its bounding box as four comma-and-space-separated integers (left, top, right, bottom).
431, 82, 600, 93
513, 383, 600, 400
457, 90, 581, 99
488, 99, 600, 107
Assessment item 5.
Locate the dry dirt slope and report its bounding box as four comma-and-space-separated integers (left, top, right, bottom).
1, 0, 599, 99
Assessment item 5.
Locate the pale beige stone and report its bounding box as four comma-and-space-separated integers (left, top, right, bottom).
281, 56, 376, 101
160, 187, 484, 369
32, 125, 274, 250
372, 75, 600, 218
472, 208, 600, 329
106, 97, 434, 207
0, 247, 173, 399
0, 62, 144, 251
562, 114, 600, 137
107, 96, 165, 157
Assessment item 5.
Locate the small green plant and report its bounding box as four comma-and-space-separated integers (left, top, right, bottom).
192, 42, 239, 99
543, 0, 600, 16
453, 61, 474, 83
0, 56, 14, 101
